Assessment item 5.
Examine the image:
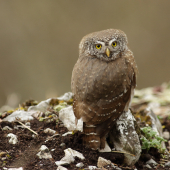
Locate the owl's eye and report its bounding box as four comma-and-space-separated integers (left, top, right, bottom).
95, 44, 102, 49
112, 41, 117, 47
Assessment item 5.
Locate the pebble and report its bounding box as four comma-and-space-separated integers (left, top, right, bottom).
44, 128, 56, 135
146, 158, 158, 166
36, 145, 52, 159
163, 131, 170, 140
60, 143, 66, 147
110, 163, 122, 170
62, 132, 72, 136
2, 126, 13, 131
144, 164, 152, 169
165, 161, 170, 167
7, 133, 18, 144
88, 166, 98, 170
76, 162, 84, 168
97, 157, 111, 168
57, 166, 68, 170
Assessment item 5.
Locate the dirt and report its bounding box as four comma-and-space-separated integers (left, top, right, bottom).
1, 103, 170, 170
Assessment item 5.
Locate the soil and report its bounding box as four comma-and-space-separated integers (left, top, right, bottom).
1, 102, 170, 170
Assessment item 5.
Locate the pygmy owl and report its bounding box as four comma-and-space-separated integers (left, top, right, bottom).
71, 29, 138, 150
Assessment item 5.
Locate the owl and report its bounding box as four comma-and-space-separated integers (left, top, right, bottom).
71, 29, 138, 150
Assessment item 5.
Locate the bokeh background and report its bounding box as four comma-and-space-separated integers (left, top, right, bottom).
0, 0, 170, 107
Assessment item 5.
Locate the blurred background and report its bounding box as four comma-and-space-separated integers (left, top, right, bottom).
0, 0, 170, 108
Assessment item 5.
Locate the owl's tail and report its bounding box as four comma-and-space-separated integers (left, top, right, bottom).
83, 123, 105, 150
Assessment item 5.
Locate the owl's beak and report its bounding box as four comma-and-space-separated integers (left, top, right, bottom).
106, 48, 110, 57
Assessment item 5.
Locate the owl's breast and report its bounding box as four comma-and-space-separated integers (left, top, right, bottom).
72, 55, 134, 102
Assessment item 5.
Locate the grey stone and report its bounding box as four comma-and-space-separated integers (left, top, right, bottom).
7, 133, 18, 144
3, 110, 35, 122
110, 163, 122, 170
163, 131, 170, 140
36, 145, 52, 159
165, 161, 170, 167
2, 126, 12, 131
57, 166, 68, 170
28, 98, 51, 112
144, 164, 152, 169
57, 92, 73, 102
97, 157, 111, 168
109, 110, 141, 165
76, 162, 84, 168
146, 158, 158, 166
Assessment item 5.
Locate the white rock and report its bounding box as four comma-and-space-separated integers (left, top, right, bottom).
62, 132, 72, 136
97, 157, 111, 168
7, 133, 18, 144
59, 106, 83, 131
57, 92, 73, 101
146, 158, 158, 166
36, 145, 52, 159
144, 164, 152, 169
76, 162, 84, 168
109, 110, 141, 165
60, 143, 66, 147
28, 98, 51, 112
110, 163, 122, 170
99, 141, 111, 152
7, 168, 23, 170
165, 161, 170, 167
3, 110, 36, 122
44, 128, 56, 135
57, 166, 68, 170
163, 131, 170, 140
55, 148, 85, 166
88, 166, 97, 170
2, 126, 13, 131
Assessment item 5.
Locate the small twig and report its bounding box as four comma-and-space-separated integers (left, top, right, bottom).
17, 120, 38, 136
111, 150, 135, 156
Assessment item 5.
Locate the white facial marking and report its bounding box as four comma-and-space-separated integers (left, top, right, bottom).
109, 38, 117, 46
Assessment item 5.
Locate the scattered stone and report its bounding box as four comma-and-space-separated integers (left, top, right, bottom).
163, 131, 170, 140
25, 122, 30, 127
55, 148, 85, 166
165, 161, 170, 167
110, 163, 122, 170
88, 166, 98, 170
109, 110, 141, 165
44, 128, 56, 135
2, 126, 12, 131
57, 166, 68, 170
28, 98, 51, 112
76, 162, 84, 168
36, 145, 52, 159
143, 164, 152, 169
146, 158, 158, 166
7, 168, 23, 170
99, 141, 111, 152
97, 157, 111, 168
62, 132, 72, 136
7, 133, 18, 144
57, 92, 73, 101
59, 106, 83, 131
60, 143, 66, 147
3, 110, 36, 122
59, 124, 64, 127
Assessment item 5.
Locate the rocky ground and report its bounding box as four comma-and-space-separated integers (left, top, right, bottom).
1, 83, 170, 170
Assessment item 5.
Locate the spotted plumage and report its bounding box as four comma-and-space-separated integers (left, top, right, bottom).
71, 29, 138, 150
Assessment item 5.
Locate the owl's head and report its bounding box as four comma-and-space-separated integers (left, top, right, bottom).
79, 29, 128, 61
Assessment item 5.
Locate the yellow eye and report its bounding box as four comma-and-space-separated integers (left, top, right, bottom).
95, 44, 102, 49
112, 41, 117, 47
